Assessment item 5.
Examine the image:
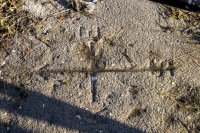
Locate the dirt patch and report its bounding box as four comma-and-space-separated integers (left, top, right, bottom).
0, 0, 200, 132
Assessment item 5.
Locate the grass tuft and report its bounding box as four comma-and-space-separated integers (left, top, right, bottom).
0, 0, 43, 45
0, 0, 24, 39
159, 82, 200, 131
160, 84, 200, 112
66, 0, 94, 14
158, 5, 200, 43
126, 107, 146, 119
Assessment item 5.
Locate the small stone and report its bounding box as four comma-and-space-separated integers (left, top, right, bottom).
43, 104, 45, 108
75, 115, 82, 120
98, 130, 103, 133
5, 56, 10, 60
109, 113, 112, 116
1, 61, 6, 66
157, 107, 161, 111
12, 50, 16, 53
84, 2, 96, 14
6, 127, 10, 131
187, 115, 192, 120
19, 106, 22, 109
93, 0, 98, 3
3, 112, 7, 116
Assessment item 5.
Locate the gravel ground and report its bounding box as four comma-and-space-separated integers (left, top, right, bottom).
0, 0, 200, 133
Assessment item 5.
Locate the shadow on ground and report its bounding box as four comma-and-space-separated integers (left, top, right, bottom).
0, 81, 142, 133
55, 0, 68, 8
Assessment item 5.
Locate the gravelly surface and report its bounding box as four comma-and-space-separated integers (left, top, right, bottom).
0, 0, 200, 133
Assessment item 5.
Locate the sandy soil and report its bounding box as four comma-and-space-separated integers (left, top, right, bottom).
0, 0, 200, 133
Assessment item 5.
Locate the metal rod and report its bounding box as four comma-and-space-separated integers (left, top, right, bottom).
90, 44, 98, 103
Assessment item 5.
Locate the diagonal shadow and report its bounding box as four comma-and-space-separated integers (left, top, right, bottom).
0, 122, 28, 133
0, 81, 143, 133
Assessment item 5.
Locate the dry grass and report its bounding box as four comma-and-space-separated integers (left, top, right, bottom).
158, 5, 200, 43
0, 0, 95, 46
0, 0, 43, 45
0, 0, 24, 40
160, 83, 200, 112
160, 91, 200, 112
159, 82, 200, 132
66, 0, 95, 16
126, 107, 144, 119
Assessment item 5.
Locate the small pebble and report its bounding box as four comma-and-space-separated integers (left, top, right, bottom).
75, 115, 82, 120
3, 112, 7, 116
187, 115, 192, 120
109, 113, 112, 117
84, 2, 96, 14
98, 130, 103, 133
12, 50, 16, 53
5, 56, 10, 60
171, 82, 175, 85
1, 61, 6, 66
6, 127, 10, 131
93, 0, 98, 3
